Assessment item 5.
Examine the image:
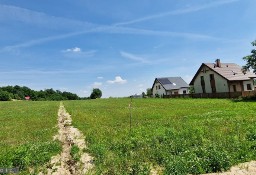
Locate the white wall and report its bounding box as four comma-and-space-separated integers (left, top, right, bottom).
178, 87, 189, 94
166, 88, 188, 95
152, 81, 166, 97
229, 81, 242, 92
243, 80, 254, 91
193, 65, 228, 93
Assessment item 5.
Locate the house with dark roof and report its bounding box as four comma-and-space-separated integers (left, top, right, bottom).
152, 77, 189, 97
189, 59, 256, 95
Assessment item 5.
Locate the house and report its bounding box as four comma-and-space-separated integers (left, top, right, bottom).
189, 59, 256, 96
152, 77, 190, 97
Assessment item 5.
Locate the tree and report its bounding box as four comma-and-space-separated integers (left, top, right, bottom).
90, 88, 102, 99
0, 90, 11, 101
243, 40, 256, 73
189, 86, 195, 94
146, 88, 152, 97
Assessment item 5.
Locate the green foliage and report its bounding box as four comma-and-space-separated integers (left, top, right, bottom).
0, 85, 80, 101
90, 88, 102, 99
146, 88, 152, 97
0, 101, 61, 173
189, 86, 195, 94
64, 98, 256, 174
243, 40, 256, 73
0, 142, 61, 171
0, 90, 11, 101
70, 145, 80, 162
155, 93, 160, 98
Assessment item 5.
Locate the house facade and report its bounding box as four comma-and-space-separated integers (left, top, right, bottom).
190, 59, 256, 95
152, 77, 189, 97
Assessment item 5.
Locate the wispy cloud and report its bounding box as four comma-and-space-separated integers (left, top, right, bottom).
114, 0, 239, 26
0, 4, 96, 30
120, 51, 150, 63
92, 82, 102, 88
0, 1, 233, 53
1, 26, 221, 53
107, 76, 127, 84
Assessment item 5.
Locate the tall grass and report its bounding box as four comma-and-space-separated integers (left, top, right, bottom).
64, 98, 256, 174
0, 101, 61, 174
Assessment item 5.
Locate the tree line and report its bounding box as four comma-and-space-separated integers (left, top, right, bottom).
0, 85, 81, 101
0, 85, 103, 101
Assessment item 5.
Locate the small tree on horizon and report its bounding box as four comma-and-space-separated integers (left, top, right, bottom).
90, 88, 102, 99
242, 40, 256, 73
146, 88, 152, 97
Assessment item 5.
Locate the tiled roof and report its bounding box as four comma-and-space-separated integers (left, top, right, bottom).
156, 77, 189, 90
204, 63, 256, 81
190, 62, 256, 85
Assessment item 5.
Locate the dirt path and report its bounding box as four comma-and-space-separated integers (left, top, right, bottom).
200, 161, 256, 175
40, 102, 94, 175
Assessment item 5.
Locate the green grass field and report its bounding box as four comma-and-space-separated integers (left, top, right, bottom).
64, 98, 256, 175
0, 101, 61, 174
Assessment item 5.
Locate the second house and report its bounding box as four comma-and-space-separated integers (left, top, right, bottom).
152, 77, 189, 97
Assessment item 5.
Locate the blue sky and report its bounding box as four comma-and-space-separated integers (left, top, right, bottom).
0, 0, 256, 98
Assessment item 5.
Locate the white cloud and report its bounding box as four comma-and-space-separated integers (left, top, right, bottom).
64, 47, 81, 53
107, 76, 127, 84
97, 76, 103, 79
120, 51, 150, 63
92, 82, 102, 88
62, 48, 97, 57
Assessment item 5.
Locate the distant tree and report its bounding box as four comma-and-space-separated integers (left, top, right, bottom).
242, 40, 256, 73
142, 92, 146, 98
62, 91, 79, 100
189, 86, 195, 94
146, 88, 152, 97
90, 88, 102, 99
0, 90, 11, 101
0, 85, 81, 101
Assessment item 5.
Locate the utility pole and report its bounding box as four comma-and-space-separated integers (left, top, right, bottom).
129, 96, 133, 133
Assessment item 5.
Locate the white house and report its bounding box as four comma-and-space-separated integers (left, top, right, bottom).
152, 77, 189, 97
189, 59, 256, 94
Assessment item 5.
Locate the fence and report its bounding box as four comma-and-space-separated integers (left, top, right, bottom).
163, 91, 256, 99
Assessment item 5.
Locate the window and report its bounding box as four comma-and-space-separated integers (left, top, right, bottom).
233, 85, 237, 92
247, 84, 252, 90
183, 90, 186, 94
200, 76, 206, 93
210, 74, 214, 81
159, 85, 161, 89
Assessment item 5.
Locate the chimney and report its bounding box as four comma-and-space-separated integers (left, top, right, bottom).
215, 59, 221, 68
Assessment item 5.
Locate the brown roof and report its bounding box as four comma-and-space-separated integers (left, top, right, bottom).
190, 62, 256, 85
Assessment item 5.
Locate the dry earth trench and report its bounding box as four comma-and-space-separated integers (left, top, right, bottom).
39, 103, 256, 175
39, 102, 94, 175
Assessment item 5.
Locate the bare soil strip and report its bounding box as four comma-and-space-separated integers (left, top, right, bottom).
40, 103, 93, 175
201, 161, 256, 175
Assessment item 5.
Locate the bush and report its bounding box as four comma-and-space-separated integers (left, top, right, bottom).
0, 90, 11, 101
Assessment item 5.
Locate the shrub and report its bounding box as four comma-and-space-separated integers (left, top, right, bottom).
0, 90, 11, 101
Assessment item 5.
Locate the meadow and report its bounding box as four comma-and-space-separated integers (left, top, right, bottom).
64, 98, 256, 175
0, 101, 61, 174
